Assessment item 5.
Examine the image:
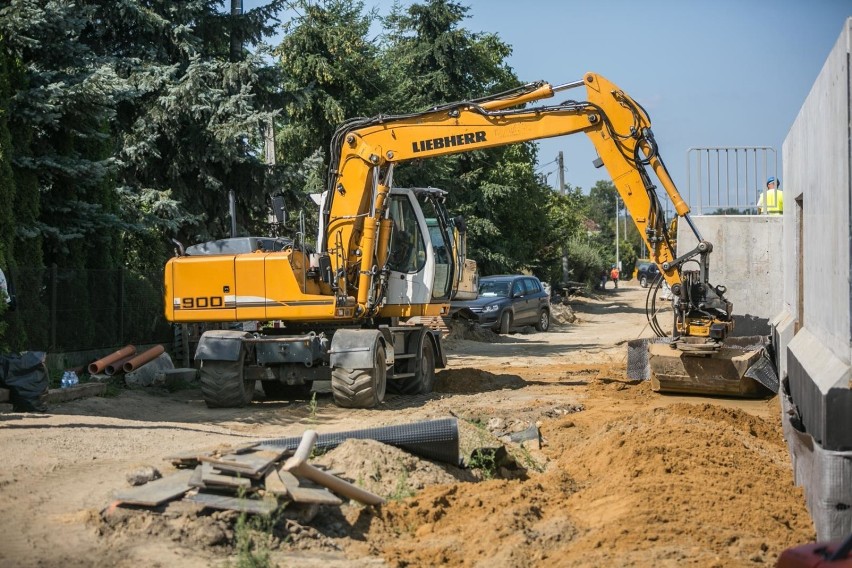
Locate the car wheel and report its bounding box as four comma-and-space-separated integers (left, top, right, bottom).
498, 311, 512, 334
535, 309, 550, 332
640, 275, 648, 288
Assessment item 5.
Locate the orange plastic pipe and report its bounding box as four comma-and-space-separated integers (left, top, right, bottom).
88, 345, 136, 374
105, 355, 136, 376
122, 345, 165, 373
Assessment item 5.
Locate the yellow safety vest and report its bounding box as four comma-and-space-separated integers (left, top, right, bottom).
758, 189, 783, 214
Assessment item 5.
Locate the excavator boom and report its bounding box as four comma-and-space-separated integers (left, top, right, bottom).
325, 72, 732, 340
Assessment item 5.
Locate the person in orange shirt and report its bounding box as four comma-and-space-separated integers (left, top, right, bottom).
609, 265, 620, 289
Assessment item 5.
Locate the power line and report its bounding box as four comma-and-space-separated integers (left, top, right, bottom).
534, 158, 556, 171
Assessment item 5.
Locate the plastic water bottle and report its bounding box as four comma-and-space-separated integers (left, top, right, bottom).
61, 371, 78, 388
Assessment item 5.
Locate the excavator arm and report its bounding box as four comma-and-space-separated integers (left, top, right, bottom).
323, 72, 732, 341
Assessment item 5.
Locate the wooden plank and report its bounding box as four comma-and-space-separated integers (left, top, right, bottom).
279, 468, 341, 505
278, 470, 301, 492
200, 448, 285, 479
264, 468, 288, 496
185, 491, 279, 515
188, 465, 204, 488
200, 463, 252, 490
166, 449, 208, 466
286, 486, 342, 506
114, 469, 194, 507
44, 383, 106, 404
230, 442, 261, 455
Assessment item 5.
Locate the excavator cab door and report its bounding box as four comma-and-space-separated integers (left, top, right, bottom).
384, 190, 433, 306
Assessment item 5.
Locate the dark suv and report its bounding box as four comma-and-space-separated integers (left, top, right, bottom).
451, 275, 551, 333
636, 262, 661, 288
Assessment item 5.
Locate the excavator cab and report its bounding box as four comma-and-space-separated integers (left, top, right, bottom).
382, 187, 457, 310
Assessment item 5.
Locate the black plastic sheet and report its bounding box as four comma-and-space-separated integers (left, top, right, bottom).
1, 351, 49, 412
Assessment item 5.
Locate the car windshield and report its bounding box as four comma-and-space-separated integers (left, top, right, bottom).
479, 280, 510, 298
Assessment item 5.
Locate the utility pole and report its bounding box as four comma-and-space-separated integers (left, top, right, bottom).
228, 0, 243, 238
557, 151, 565, 195
615, 196, 620, 271
557, 152, 569, 285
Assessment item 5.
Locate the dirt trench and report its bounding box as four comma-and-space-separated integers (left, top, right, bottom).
0, 284, 814, 567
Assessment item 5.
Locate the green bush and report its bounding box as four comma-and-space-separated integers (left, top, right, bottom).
564, 237, 609, 288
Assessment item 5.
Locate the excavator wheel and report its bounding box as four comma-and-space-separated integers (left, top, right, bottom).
331, 343, 387, 408
199, 358, 255, 408
389, 338, 436, 395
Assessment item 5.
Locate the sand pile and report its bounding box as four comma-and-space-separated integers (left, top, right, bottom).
364, 397, 814, 567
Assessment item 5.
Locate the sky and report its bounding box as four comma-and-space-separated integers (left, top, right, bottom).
244, 0, 850, 209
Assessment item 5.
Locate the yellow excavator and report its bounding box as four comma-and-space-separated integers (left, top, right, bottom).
165, 72, 757, 409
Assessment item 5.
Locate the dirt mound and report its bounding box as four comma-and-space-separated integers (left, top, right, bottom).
433, 368, 526, 394
541, 401, 814, 566
360, 400, 813, 567
368, 469, 579, 567
313, 439, 471, 499
444, 318, 498, 343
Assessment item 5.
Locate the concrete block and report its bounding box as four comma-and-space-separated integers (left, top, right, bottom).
770, 309, 796, 380
125, 352, 175, 388
787, 328, 852, 451
677, 215, 783, 335
161, 367, 198, 388
45, 382, 107, 404
0, 388, 8, 402
0, 402, 14, 413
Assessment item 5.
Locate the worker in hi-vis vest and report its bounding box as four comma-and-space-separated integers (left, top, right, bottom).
757, 176, 783, 214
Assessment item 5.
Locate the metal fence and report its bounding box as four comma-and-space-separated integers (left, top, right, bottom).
686, 147, 778, 214
4, 266, 172, 353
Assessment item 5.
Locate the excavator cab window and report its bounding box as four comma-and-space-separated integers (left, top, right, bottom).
387, 195, 427, 274
426, 219, 452, 300
418, 193, 455, 301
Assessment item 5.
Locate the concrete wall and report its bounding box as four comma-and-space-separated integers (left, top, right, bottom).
782, 18, 852, 363
677, 215, 783, 336
774, 17, 852, 540
778, 17, 852, 445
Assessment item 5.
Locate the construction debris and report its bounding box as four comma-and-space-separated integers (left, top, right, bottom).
108, 432, 384, 519
125, 465, 161, 486
113, 469, 196, 507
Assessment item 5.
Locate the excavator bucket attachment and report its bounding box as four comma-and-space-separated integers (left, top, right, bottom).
628, 336, 778, 398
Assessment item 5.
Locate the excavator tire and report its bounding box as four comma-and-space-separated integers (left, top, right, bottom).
331, 344, 387, 408
261, 380, 313, 401
390, 339, 436, 395
199, 359, 255, 408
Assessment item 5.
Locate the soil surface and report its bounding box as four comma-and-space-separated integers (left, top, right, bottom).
0, 284, 814, 567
